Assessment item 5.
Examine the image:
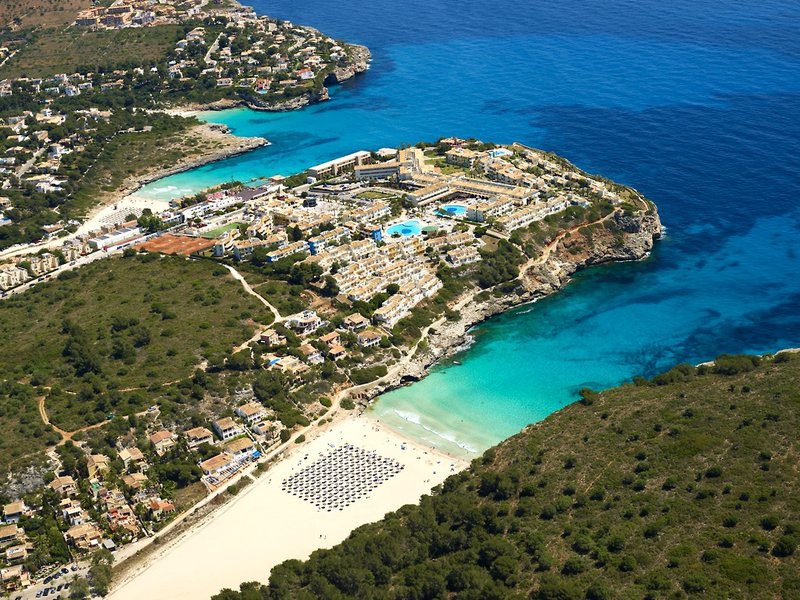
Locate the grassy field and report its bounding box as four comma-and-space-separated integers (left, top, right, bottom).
203, 223, 244, 239
0, 25, 183, 79
0, 253, 274, 470
215, 354, 800, 600
0, 0, 89, 30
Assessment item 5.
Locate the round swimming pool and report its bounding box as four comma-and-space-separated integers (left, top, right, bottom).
439, 204, 467, 217
386, 220, 423, 237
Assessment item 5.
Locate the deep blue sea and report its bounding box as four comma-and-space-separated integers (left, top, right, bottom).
140, 0, 800, 457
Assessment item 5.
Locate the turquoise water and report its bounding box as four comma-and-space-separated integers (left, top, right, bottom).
439, 204, 467, 217
142, 0, 800, 458
385, 220, 422, 237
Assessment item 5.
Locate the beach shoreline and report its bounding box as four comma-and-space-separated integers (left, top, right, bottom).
108, 412, 467, 600
76, 122, 268, 236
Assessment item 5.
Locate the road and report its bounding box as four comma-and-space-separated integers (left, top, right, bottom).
0, 250, 112, 299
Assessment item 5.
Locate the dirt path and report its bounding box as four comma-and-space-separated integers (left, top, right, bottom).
38, 395, 148, 444
223, 264, 282, 323
521, 211, 615, 275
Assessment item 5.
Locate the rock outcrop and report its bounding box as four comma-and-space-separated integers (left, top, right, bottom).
523, 206, 662, 297
326, 44, 372, 85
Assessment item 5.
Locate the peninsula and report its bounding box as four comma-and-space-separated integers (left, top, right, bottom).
0, 136, 660, 598
0, 0, 370, 253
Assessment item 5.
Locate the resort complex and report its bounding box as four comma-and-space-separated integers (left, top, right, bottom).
1, 0, 795, 598
0, 131, 660, 597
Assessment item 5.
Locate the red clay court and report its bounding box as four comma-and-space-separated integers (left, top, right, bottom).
136, 234, 215, 256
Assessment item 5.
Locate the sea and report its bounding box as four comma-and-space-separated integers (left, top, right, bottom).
138, 0, 800, 458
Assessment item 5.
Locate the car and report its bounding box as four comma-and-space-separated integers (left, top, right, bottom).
61, 567, 69, 574
70, 564, 78, 571
35, 592, 42, 598
56, 584, 64, 591
64, 582, 71, 589
42, 590, 49, 597
43, 576, 51, 584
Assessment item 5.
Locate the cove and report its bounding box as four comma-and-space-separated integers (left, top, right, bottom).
139, 0, 800, 457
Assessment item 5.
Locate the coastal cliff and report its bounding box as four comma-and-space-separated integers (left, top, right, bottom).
362, 205, 663, 395
522, 206, 662, 296
326, 44, 372, 85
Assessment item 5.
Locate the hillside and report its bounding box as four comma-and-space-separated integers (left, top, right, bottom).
213, 354, 800, 599
0, 25, 184, 79
0, 0, 89, 30
0, 253, 273, 472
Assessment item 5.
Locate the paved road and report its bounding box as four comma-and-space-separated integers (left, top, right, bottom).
0, 250, 112, 299
16, 564, 90, 600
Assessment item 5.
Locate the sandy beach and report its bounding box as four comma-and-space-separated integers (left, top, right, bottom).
108, 415, 467, 600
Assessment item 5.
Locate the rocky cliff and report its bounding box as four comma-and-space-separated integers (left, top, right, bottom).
326, 44, 372, 85
358, 206, 663, 401
522, 206, 662, 296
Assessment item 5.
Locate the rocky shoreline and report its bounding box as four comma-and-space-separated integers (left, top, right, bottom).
359, 207, 664, 404
167, 44, 372, 114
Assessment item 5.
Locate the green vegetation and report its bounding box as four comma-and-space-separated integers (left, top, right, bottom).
203, 222, 246, 239
213, 353, 800, 599
0, 254, 272, 470
0, 26, 184, 79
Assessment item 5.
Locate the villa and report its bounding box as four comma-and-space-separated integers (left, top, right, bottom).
1, 501, 26, 524
149, 430, 177, 455
87, 454, 111, 479
199, 453, 235, 478
343, 313, 369, 331
223, 437, 256, 459
235, 402, 267, 425
299, 343, 324, 364
49, 476, 78, 497
213, 417, 244, 442
0, 524, 21, 545
259, 329, 287, 346
185, 426, 214, 450
118, 447, 146, 468
357, 330, 383, 348
286, 310, 323, 334
65, 522, 102, 550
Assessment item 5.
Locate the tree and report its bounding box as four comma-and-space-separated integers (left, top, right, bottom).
69, 576, 90, 599
89, 549, 114, 596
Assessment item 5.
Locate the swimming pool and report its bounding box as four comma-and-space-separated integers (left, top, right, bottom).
386, 220, 423, 237
439, 204, 467, 217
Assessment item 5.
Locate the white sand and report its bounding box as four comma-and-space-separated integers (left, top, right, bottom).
76, 195, 167, 237
108, 416, 467, 600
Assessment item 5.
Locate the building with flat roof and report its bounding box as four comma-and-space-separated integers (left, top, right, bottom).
308, 150, 371, 179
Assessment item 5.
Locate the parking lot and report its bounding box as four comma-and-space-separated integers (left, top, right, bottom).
14, 563, 90, 600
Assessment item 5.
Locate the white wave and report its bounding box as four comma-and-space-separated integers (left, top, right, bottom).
392, 410, 478, 454
392, 409, 421, 425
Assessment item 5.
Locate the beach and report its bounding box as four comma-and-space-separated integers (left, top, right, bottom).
108, 415, 467, 600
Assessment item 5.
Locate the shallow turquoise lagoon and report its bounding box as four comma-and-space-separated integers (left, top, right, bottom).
140, 0, 800, 457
